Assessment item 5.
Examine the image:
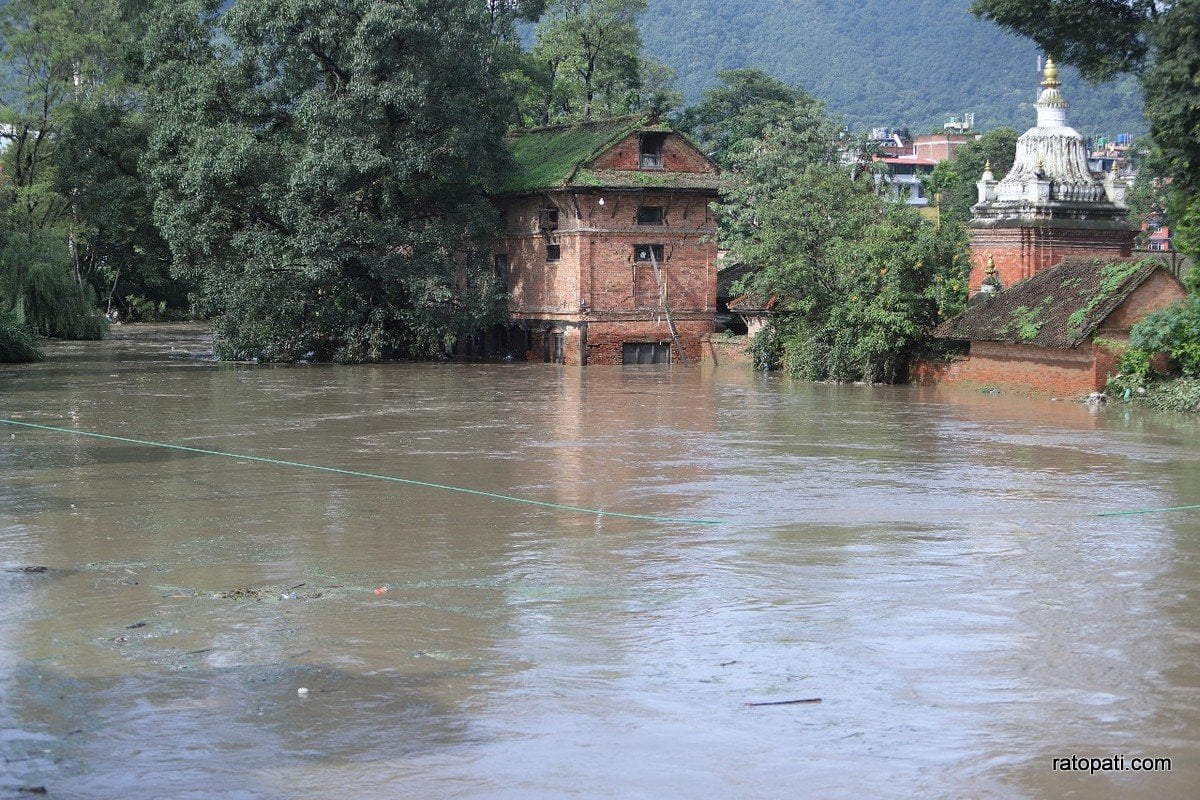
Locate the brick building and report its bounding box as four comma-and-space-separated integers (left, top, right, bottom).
925, 257, 1186, 395
869, 128, 974, 209
488, 114, 719, 365
926, 59, 1183, 396
968, 58, 1139, 294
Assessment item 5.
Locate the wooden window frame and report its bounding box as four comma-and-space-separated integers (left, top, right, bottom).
636, 205, 665, 225
633, 244, 664, 263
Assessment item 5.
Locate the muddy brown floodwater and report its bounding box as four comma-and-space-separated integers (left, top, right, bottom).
1, 323, 1199, 799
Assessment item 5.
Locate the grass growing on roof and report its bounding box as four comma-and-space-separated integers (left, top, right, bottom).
498, 116, 646, 194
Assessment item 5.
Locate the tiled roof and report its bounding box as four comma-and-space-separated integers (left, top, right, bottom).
933, 257, 1164, 349
716, 262, 754, 298
727, 293, 776, 313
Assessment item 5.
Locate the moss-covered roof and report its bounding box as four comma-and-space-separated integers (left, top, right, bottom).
496, 113, 712, 195
571, 168, 721, 191
933, 257, 1168, 348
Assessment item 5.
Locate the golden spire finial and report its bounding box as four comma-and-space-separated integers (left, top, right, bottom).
1042, 56, 1060, 89
985, 160, 992, 171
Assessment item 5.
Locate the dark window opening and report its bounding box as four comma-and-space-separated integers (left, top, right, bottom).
623, 342, 672, 364
493, 253, 509, 281
546, 244, 561, 262
636, 205, 664, 225
639, 133, 666, 170
633, 244, 664, 263
538, 207, 559, 231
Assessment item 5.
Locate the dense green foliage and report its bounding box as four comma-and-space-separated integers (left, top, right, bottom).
717, 98, 969, 382
638, 0, 1144, 135
56, 91, 183, 321
0, 0, 115, 347
971, 0, 1159, 81
1141, 0, 1200, 257
1115, 262, 1200, 389
675, 68, 821, 166
1129, 295, 1200, 378
0, 0, 190, 359
518, 0, 679, 124
921, 127, 1019, 225
0, 307, 43, 362
142, 0, 511, 362
1138, 377, 1200, 413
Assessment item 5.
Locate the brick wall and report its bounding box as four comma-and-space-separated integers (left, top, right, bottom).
495, 191, 715, 318
913, 134, 971, 162
583, 319, 712, 365
703, 336, 753, 366
913, 341, 1104, 396
969, 226, 1135, 292
589, 132, 715, 173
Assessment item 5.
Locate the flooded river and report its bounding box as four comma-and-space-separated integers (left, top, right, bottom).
2, 324, 1198, 799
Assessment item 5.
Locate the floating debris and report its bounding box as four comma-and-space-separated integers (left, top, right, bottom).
745, 698, 822, 707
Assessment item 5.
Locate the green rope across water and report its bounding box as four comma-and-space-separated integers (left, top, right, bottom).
0, 418, 723, 526
1095, 504, 1200, 518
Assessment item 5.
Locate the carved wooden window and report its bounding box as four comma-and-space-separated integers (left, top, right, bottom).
639, 133, 665, 170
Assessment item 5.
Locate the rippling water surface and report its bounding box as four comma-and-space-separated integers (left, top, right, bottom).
2, 324, 1198, 799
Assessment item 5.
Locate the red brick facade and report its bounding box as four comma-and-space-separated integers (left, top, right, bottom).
913, 133, 972, 163
921, 270, 1186, 395
588, 132, 716, 174
913, 341, 1115, 396
968, 225, 1134, 293
490, 127, 719, 365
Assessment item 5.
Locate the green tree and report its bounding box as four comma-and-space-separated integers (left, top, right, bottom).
676, 68, 819, 166
0, 0, 112, 342
527, 0, 647, 122
1140, 1, 1200, 257
628, 58, 683, 117
142, 0, 512, 363
970, 1, 1162, 81
56, 102, 181, 319
485, 0, 552, 127
718, 113, 968, 382
921, 127, 1019, 225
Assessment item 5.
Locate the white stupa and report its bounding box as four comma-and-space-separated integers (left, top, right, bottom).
969, 57, 1137, 293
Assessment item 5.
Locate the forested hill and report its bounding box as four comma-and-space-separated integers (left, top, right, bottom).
640, 0, 1144, 137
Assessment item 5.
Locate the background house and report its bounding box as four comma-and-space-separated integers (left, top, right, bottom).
868, 126, 975, 209
488, 115, 720, 365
